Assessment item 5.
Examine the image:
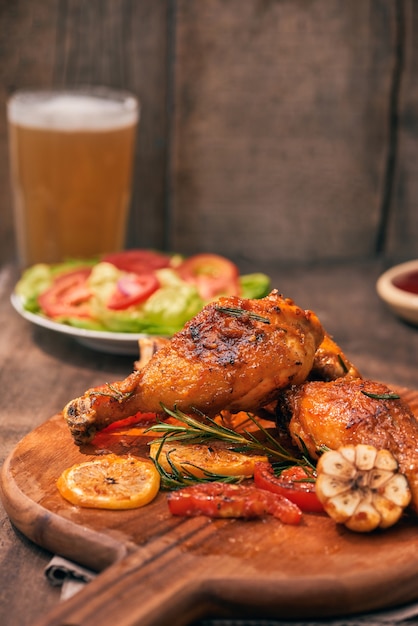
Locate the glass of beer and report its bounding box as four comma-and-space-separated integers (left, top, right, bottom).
7, 87, 139, 267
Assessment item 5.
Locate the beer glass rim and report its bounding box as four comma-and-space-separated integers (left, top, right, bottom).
7, 86, 139, 130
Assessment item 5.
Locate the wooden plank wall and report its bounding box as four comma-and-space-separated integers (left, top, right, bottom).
388, 0, 418, 260
0, 0, 169, 265
0, 0, 416, 270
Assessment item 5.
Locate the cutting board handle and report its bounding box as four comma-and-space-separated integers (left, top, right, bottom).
32, 545, 211, 626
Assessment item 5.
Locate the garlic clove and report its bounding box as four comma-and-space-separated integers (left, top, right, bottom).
354, 444, 377, 471
368, 468, 395, 490
345, 499, 381, 533
374, 449, 399, 472
317, 449, 356, 480
339, 445, 356, 465
325, 490, 362, 523
315, 473, 351, 500
373, 493, 404, 529
381, 473, 411, 508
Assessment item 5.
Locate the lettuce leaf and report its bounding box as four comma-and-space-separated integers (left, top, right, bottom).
15, 259, 96, 312
240, 273, 271, 299
88, 265, 203, 334
15, 256, 271, 336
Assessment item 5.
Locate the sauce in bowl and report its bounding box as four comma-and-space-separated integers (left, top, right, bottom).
392, 270, 418, 295
376, 261, 418, 326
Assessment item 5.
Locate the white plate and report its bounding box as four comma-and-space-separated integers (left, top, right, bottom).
11, 292, 152, 355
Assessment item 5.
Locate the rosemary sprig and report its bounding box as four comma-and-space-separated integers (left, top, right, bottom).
147, 405, 301, 463
337, 354, 349, 374
215, 306, 270, 324
361, 391, 400, 400
87, 383, 133, 402
271, 462, 317, 483
151, 439, 244, 490
269, 439, 323, 482
146, 405, 315, 488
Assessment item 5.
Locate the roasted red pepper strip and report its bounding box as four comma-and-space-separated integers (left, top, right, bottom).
167, 481, 302, 524
254, 462, 324, 514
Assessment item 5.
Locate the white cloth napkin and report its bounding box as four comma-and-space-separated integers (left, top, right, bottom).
44, 555, 97, 601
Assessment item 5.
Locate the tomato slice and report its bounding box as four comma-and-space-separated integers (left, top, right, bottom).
107, 273, 160, 310
167, 482, 302, 524
102, 250, 171, 274
254, 463, 324, 514
38, 268, 92, 318
176, 253, 241, 300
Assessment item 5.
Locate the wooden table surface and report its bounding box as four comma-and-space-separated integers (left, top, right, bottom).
1, 258, 418, 626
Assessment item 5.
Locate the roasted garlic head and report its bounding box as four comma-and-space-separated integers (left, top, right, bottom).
315, 444, 411, 532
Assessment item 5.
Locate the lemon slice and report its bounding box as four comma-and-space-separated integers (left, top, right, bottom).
149, 440, 267, 479
57, 454, 160, 509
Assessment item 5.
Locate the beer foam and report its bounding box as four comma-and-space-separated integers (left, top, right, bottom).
8, 91, 139, 131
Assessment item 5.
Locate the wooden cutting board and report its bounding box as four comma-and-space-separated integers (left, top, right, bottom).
2, 386, 418, 626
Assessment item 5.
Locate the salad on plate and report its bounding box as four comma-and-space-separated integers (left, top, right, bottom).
15, 249, 271, 336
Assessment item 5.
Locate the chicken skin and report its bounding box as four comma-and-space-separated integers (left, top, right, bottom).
64, 290, 324, 445
134, 332, 361, 382
279, 378, 418, 514
309, 332, 361, 382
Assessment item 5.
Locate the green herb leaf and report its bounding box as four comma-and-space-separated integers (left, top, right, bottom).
361, 391, 400, 400
146, 405, 307, 472
337, 354, 349, 374
150, 437, 245, 490
87, 382, 133, 402
215, 306, 270, 324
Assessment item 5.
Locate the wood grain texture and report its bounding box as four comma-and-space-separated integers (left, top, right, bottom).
2, 386, 418, 626
388, 0, 418, 261
2, 3, 418, 620
170, 0, 395, 263
0, 3, 59, 266
0, 0, 169, 266
0, 0, 417, 267
0, 263, 139, 626
1, 259, 418, 626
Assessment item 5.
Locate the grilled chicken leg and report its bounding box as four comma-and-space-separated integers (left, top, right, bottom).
64, 290, 324, 444
135, 331, 361, 382
280, 378, 418, 514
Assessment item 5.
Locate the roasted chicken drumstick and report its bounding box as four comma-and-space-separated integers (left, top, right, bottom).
64, 290, 324, 445
279, 378, 418, 514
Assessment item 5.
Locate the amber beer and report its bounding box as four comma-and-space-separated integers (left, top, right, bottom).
8, 88, 139, 266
